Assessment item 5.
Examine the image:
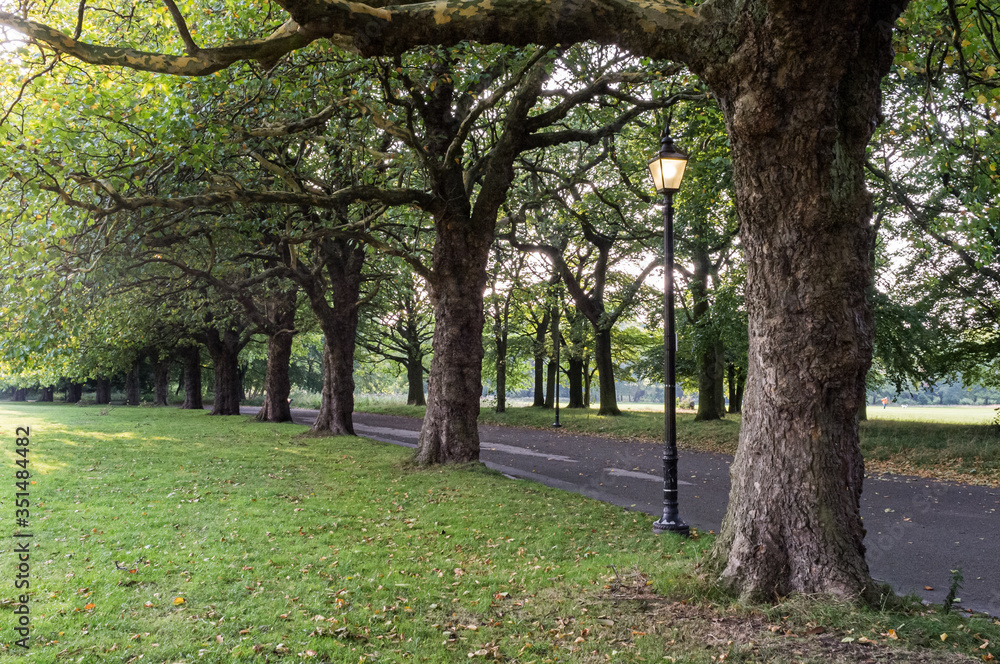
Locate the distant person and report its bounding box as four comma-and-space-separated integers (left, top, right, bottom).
881, 397, 888, 409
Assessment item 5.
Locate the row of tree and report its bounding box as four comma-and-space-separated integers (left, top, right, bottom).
1, 0, 997, 603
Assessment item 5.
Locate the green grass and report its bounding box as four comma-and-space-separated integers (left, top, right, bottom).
2, 403, 999, 662
866, 405, 998, 425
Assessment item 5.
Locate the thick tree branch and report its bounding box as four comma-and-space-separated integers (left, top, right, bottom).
0, 10, 313, 75
2, 0, 719, 75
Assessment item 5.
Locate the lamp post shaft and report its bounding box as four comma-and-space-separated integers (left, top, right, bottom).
654, 191, 689, 536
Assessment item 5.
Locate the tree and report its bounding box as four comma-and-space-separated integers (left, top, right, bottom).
504, 126, 686, 415
484, 243, 530, 412
357, 259, 434, 407
1, 0, 911, 600
865, 0, 1000, 394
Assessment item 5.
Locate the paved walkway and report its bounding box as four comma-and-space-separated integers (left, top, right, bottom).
248, 407, 1000, 616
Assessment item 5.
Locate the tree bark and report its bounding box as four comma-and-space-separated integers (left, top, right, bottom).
531, 308, 550, 407
303, 238, 364, 436
204, 327, 245, 415
702, 2, 901, 601
696, 339, 726, 421
406, 356, 426, 406
857, 378, 869, 422
727, 363, 744, 414
254, 291, 297, 424
257, 329, 295, 423
415, 207, 491, 465
544, 356, 556, 409
38, 385, 54, 402
94, 378, 111, 405
594, 328, 621, 416
66, 382, 83, 403
567, 356, 585, 408
153, 357, 171, 406
691, 250, 725, 421
494, 334, 507, 413
124, 361, 141, 406
180, 345, 204, 410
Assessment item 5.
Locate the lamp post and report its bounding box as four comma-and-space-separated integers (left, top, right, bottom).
648, 129, 690, 537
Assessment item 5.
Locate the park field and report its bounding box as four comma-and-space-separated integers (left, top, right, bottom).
2, 403, 999, 662
358, 400, 1000, 487
865, 405, 997, 424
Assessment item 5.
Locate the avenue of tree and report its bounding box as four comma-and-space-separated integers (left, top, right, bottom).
1, 0, 998, 605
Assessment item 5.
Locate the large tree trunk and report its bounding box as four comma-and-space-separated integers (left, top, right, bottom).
312, 337, 355, 434
594, 328, 621, 416
257, 329, 295, 423
94, 378, 111, 405
703, 3, 899, 601
305, 238, 364, 436
695, 340, 726, 420
153, 357, 171, 406
414, 207, 492, 465
38, 385, 54, 402
66, 382, 83, 403
531, 307, 549, 408
691, 251, 725, 421
727, 363, 744, 414
531, 309, 549, 407
204, 328, 244, 415
567, 356, 585, 408
494, 333, 507, 413
124, 361, 140, 406
406, 356, 426, 406
256, 293, 297, 424
712, 341, 726, 417
857, 379, 869, 422
180, 345, 204, 410
544, 357, 556, 408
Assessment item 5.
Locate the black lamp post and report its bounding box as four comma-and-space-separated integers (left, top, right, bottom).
552, 290, 563, 428
648, 129, 690, 537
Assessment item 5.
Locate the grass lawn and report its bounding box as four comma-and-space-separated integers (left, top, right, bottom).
357, 399, 1000, 487
4, 403, 998, 663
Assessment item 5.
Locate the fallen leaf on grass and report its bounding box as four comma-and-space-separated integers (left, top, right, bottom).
83, 603, 95, 610
941, 633, 948, 642
173, 597, 185, 605
886, 629, 898, 640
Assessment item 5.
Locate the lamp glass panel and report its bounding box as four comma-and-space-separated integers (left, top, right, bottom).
648, 157, 687, 192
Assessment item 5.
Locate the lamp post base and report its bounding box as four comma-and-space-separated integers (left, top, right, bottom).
652, 517, 690, 536
552, 422, 562, 428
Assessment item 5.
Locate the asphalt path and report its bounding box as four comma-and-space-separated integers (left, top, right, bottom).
248, 406, 1000, 616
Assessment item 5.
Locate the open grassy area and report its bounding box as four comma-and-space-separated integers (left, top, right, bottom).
3, 403, 999, 662
866, 406, 998, 425
357, 399, 1000, 487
